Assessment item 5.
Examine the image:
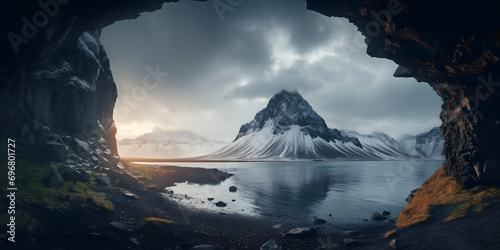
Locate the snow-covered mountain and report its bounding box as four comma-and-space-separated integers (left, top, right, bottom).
341, 129, 444, 160
117, 128, 226, 158
397, 127, 444, 160
206, 90, 444, 160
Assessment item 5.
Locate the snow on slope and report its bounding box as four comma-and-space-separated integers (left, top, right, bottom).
397, 127, 444, 160
206, 90, 444, 161
210, 122, 357, 160
207, 90, 367, 160
117, 127, 226, 158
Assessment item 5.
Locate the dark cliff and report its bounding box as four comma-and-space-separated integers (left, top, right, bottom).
1, 30, 118, 167
307, 0, 500, 186
1, 0, 499, 186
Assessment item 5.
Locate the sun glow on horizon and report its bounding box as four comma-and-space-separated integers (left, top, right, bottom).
115, 122, 176, 140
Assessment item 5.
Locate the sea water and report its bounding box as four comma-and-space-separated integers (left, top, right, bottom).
138, 160, 442, 225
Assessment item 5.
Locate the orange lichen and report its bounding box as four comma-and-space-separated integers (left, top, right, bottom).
142, 217, 173, 225
396, 168, 500, 228
384, 229, 398, 238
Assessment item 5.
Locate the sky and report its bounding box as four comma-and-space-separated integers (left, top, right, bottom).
100, 0, 442, 142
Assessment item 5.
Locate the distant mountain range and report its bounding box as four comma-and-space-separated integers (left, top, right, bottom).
118, 90, 444, 160
117, 128, 226, 158
206, 90, 444, 160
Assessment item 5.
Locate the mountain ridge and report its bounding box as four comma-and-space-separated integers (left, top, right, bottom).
208, 90, 443, 160
117, 127, 226, 159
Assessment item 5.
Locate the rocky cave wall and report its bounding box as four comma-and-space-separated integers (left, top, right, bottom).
1, 0, 500, 186
307, 0, 500, 186
0, 0, 184, 169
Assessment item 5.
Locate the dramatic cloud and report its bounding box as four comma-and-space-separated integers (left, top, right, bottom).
100, 0, 442, 141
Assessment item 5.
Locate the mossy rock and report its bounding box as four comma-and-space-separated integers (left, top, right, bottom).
136, 217, 174, 238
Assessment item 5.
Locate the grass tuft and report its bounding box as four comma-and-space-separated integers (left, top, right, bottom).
397, 168, 500, 228
142, 217, 173, 225
384, 229, 398, 238
0, 159, 115, 226
127, 163, 177, 181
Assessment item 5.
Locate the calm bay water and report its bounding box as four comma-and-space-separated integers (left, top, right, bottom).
140, 160, 442, 224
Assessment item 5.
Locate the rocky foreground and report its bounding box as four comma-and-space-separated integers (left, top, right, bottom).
0, 160, 398, 250
2, 160, 499, 249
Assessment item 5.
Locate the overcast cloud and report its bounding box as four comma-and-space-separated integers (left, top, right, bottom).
100, 0, 442, 142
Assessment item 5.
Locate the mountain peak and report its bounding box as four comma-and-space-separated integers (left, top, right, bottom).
231, 90, 361, 148
234, 90, 328, 140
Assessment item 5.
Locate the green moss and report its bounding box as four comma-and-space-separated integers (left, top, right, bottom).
91, 193, 115, 212
0, 159, 115, 223
127, 162, 177, 181
15, 210, 39, 228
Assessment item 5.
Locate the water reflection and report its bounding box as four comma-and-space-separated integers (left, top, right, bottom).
163, 161, 442, 224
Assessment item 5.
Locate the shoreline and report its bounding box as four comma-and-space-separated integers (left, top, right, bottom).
7, 161, 498, 249
95, 167, 398, 249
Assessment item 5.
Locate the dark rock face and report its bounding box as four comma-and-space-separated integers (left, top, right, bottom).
1, 0, 500, 186
307, 0, 500, 186
0, 0, 181, 170
1, 30, 119, 170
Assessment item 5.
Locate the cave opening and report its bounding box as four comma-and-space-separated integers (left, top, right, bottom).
98, 0, 442, 160
3, 0, 500, 248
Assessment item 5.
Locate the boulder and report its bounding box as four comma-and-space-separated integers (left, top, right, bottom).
42, 173, 64, 188
229, 186, 237, 192
95, 148, 103, 155
285, 227, 316, 238
76, 169, 91, 182
116, 162, 125, 170
45, 141, 69, 161
124, 192, 136, 198
382, 211, 391, 216
110, 221, 128, 232
74, 138, 91, 156
59, 165, 80, 182
96, 174, 111, 186
109, 155, 120, 164
215, 201, 227, 207
389, 238, 397, 249
371, 212, 386, 221
101, 158, 116, 169
90, 156, 100, 164
207, 198, 214, 201
314, 218, 327, 224
260, 239, 279, 250
104, 169, 138, 187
